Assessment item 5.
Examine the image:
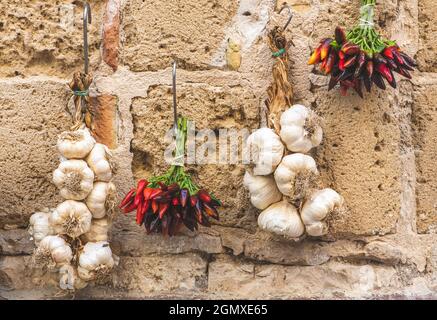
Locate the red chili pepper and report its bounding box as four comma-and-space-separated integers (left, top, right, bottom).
335, 27, 346, 45
382, 47, 395, 60
159, 202, 169, 219
343, 55, 357, 68
180, 189, 189, 207
339, 58, 345, 71
324, 52, 336, 74
308, 47, 321, 65
158, 182, 167, 190
190, 195, 198, 207
203, 203, 219, 220
172, 197, 180, 206
119, 188, 135, 208
134, 179, 147, 207
143, 187, 154, 200
376, 63, 393, 83
194, 202, 203, 224
151, 200, 159, 214
198, 190, 212, 204
392, 49, 405, 66
122, 200, 137, 214
320, 39, 332, 60
135, 201, 143, 225
149, 188, 163, 199
366, 60, 374, 78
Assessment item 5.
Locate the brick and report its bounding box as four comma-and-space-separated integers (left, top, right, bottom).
121, 0, 238, 71
87, 94, 118, 149
102, 0, 121, 71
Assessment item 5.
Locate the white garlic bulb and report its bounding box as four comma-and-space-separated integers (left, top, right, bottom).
85, 182, 116, 219
280, 105, 323, 153
82, 218, 110, 242
57, 128, 96, 159
243, 171, 282, 210
53, 160, 94, 200
274, 153, 318, 200
246, 128, 284, 176
258, 200, 305, 238
301, 188, 343, 236
50, 200, 92, 238
77, 241, 115, 282
32, 235, 73, 270
86, 143, 114, 182
28, 209, 53, 244
59, 264, 88, 291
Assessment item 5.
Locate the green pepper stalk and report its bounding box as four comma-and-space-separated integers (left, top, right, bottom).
148, 117, 200, 195
346, 0, 395, 56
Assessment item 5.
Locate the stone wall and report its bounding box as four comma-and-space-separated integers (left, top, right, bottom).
1, 0, 437, 299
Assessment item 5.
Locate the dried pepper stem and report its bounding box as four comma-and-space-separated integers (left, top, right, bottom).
148, 118, 200, 195
342, 0, 393, 56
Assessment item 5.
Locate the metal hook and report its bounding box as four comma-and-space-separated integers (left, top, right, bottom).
83, 2, 92, 74
278, 4, 292, 31
172, 61, 178, 132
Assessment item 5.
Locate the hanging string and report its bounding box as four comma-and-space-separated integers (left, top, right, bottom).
68, 71, 93, 131
359, 3, 375, 29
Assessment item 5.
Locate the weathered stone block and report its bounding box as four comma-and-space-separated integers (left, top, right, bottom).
208, 256, 400, 299
0, 229, 34, 255
112, 254, 207, 294
412, 78, 437, 233
121, 0, 238, 71
0, 1, 104, 77
0, 79, 70, 228
131, 84, 259, 228
418, 0, 437, 72
313, 89, 402, 236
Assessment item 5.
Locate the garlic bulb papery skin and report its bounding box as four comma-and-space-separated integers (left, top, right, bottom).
85, 182, 116, 219
280, 105, 323, 153
77, 241, 115, 282
29, 210, 53, 244
301, 188, 343, 236
50, 200, 92, 238
59, 264, 88, 291
246, 128, 284, 176
86, 143, 113, 182
274, 153, 318, 199
83, 218, 110, 242
53, 160, 94, 200
32, 235, 73, 270
57, 128, 96, 159
258, 200, 305, 238
243, 171, 282, 210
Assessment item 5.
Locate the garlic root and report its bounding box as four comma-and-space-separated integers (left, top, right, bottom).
280, 104, 323, 153
53, 160, 94, 200
50, 200, 92, 238
301, 188, 343, 236
274, 153, 318, 200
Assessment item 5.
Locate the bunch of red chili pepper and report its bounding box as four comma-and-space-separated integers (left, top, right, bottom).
308, 0, 416, 98
119, 118, 221, 236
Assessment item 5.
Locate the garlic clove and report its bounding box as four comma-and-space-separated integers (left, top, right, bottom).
243, 171, 282, 210
53, 160, 94, 201
50, 200, 92, 238
258, 200, 305, 238
85, 182, 116, 219
78, 241, 115, 282
86, 143, 114, 182
32, 235, 73, 270
280, 104, 323, 153
301, 188, 343, 236
246, 128, 284, 176
29, 210, 53, 244
57, 128, 96, 159
274, 153, 318, 200
82, 217, 110, 242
